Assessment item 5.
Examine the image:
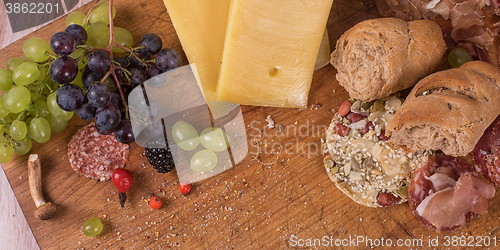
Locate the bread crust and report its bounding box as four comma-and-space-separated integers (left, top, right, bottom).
386, 61, 500, 157
331, 18, 446, 102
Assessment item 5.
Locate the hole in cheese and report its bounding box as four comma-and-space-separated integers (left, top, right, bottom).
269, 67, 279, 77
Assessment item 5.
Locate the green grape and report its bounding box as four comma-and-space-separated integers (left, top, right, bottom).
82, 217, 104, 237
47, 92, 74, 121
113, 27, 133, 53
0, 144, 13, 164
23, 37, 51, 62
190, 150, 217, 172
19, 55, 32, 62
172, 121, 200, 151
5, 86, 31, 113
12, 136, 32, 155
66, 11, 85, 26
10, 120, 27, 141
448, 47, 473, 68
46, 114, 68, 133
71, 70, 85, 89
0, 90, 8, 100
35, 98, 50, 117
12, 62, 40, 86
34, 66, 47, 85
0, 100, 9, 118
0, 126, 9, 143
0, 69, 13, 90
89, 2, 116, 25
103, 76, 117, 92
200, 127, 229, 152
6, 58, 24, 72
69, 48, 85, 59
87, 22, 110, 47
78, 56, 87, 69
29, 117, 51, 143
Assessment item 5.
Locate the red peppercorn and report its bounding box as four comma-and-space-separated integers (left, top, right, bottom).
111, 168, 133, 208
149, 196, 162, 209
179, 183, 191, 194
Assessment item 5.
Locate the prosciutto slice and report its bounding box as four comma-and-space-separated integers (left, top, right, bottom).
376, 0, 498, 62
409, 155, 495, 231
450, 2, 494, 46
416, 173, 495, 230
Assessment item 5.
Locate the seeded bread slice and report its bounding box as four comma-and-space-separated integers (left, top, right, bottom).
330, 18, 446, 102
386, 61, 500, 157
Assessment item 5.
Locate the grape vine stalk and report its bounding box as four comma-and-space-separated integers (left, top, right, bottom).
0, 0, 182, 164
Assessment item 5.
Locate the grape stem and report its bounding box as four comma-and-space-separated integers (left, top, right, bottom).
81, 0, 134, 120
85, 0, 130, 120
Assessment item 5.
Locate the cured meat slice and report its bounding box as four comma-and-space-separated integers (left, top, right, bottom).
68, 122, 130, 181
409, 155, 495, 231
473, 116, 500, 186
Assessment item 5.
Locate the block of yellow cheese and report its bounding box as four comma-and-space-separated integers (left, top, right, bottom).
315, 28, 331, 71
216, 0, 334, 108
163, 0, 231, 104
163, 0, 331, 108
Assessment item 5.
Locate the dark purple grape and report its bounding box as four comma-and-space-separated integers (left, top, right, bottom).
87, 83, 111, 108
76, 103, 97, 121
145, 64, 162, 79
87, 50, 111, 72
50, 32, 76, 56
114, 120, 135, 144
127, 67, 147, 85
56, 84, 84, 111
114, 56, 128, 67
109, 91, 122, 109
139, 33, 162, 56
65, 24, 87, 46
95, 123, 113, 135
50, 56, 79, 84
82, 67, 105, 88
127, 51, 149, 69
156, 48, 182, 71
95, 103, 121, 132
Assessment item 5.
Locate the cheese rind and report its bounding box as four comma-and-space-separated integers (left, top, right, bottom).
216, 0, 334, 108
163, 0, 231, 104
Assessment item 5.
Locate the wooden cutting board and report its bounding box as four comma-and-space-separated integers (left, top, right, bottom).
2, 0, 500, 249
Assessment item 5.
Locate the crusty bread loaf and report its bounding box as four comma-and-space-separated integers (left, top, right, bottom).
386, 61, 500, 157
331, 18, 446, 102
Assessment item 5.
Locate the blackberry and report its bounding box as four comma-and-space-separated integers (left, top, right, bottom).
144, 140, 176, 173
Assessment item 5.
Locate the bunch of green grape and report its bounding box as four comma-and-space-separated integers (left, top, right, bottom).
0, 42, 69, 164
0, 0, 182, 165
0, 2, 125, 164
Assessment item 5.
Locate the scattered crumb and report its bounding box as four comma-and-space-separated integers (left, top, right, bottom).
266, 115, 275, 129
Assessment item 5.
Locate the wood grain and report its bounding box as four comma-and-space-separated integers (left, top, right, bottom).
1, 0, 500, 249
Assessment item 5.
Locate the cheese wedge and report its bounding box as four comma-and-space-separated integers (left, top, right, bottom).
163, 0, 331, 108
315, 28, 331, 71
163, 0, 231, 104
215, 0, 334, 108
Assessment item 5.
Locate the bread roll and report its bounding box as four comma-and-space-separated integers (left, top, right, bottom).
386, 61, 500, 157
331, 18, 446, 102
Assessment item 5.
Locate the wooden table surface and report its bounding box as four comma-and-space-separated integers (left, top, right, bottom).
2, 0, 500, 249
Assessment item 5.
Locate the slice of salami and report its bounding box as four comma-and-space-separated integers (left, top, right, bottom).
473, 116, 500, 186
409, 154, 494, 231
68, 122, 130, 181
